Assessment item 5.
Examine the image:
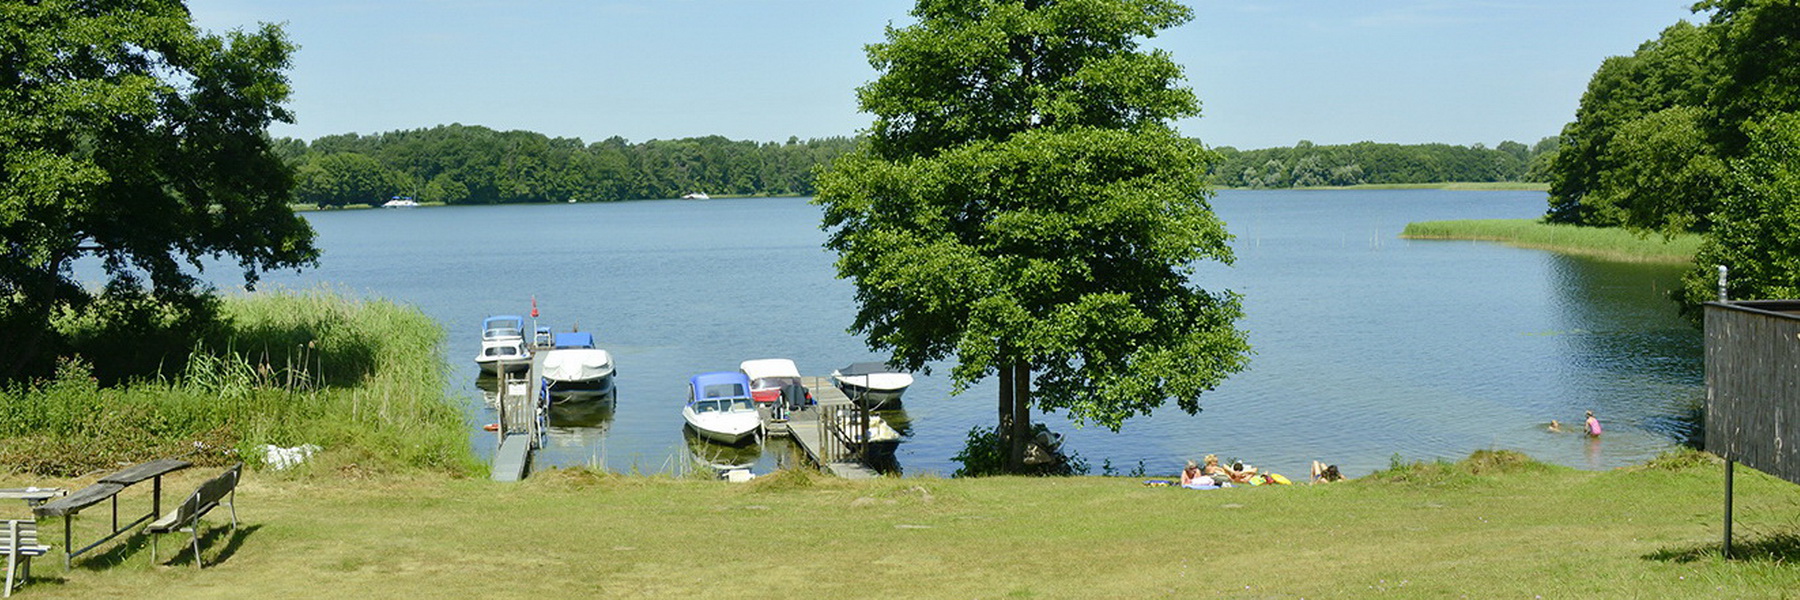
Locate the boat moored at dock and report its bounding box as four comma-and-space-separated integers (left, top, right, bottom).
683, 371, 761, 445
475, 315, 531, 374
831, 362, 914, 409
540, 332, 615, 402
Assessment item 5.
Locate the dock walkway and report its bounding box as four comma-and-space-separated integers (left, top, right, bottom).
761, 377, 879, 480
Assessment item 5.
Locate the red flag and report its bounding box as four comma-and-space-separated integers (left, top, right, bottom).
530, 296, 539, 318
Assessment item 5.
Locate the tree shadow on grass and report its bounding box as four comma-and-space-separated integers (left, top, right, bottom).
1646, 531, 1800, 563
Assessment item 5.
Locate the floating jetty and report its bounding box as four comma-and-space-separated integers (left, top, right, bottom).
760, 377, 883, 479
489, 358, 892, 481
489, 356, 545, 482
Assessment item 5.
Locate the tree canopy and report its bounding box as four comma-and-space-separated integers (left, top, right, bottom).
817, 0, 1249, 471
1546, 0, 1800, 239
0, 0, 316, 380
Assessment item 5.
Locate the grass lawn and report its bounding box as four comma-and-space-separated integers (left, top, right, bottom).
1401, 219, 1701, 264
5, 452, 1798, 598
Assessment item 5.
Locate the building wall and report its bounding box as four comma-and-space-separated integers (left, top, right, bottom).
1705, 301, 1800, 486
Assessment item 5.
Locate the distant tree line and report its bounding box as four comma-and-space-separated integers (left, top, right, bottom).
274, 124, 858, 207
1208, 139, 1558, 189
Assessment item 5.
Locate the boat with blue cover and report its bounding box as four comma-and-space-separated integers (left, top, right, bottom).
682, 371, 761, 445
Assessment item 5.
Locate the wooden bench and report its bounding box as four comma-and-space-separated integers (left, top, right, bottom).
2, 520, 49, 597
144, 463, 240, 568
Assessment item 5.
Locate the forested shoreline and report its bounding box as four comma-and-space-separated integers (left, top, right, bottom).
1209, 138, 1557, 189
276, 124, 857, 206
278, 124, 1561, 206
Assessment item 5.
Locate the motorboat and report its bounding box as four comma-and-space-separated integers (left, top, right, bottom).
680, 192, 710, 200
381, 196, 419, 208
682, 371, 761, 445
474, 315, 531, 375
739, 358, 803, 404
540, 332, 615, 402
831, 362, 914, 409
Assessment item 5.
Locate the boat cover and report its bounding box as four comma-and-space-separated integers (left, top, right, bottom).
691, 372, 752, 400
837, 362, 900, 376
740, 358, 801, 381
554, 332, 595, 348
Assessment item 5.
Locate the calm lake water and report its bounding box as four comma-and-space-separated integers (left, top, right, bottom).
240, 190, 1701, 478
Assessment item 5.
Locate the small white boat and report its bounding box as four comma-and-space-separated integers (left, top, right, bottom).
475, 315, 530, 375
680, 192, 710, 200
831, 362, 914, 409
540, 332, 615, 402
381, 196, 420, 208
682, 372, 761, 445
739, 358, 803, 405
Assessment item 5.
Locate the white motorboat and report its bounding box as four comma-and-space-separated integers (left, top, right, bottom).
381, 196, 419, 208
541, 332, 615, 402
831, 362, 914, 409
682, 371, 761, 445
474, 315, 530, 375
739, 358, 803, 405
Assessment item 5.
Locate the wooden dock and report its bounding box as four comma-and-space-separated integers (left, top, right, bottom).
760, 377, 881, 479
489, 355, 543, 482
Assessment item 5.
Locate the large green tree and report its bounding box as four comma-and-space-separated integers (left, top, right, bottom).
0, 0, 316, 380
1682, 112, 1800, 309
816, 0, 1249, 472
1545, 21, 1718, 231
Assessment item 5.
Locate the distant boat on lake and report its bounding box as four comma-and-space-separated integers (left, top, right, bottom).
382, 196, 420, 208
680, 192, 710, 200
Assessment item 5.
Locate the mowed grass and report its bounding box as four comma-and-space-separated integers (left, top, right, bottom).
1401, 219, 1701, 264
6, 452, 1798, 599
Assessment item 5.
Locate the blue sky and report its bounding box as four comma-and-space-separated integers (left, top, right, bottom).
189, 0, 1699, 150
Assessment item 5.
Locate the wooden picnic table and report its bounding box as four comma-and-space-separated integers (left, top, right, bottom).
0, 488, 66, 509
33, 459, 191, 569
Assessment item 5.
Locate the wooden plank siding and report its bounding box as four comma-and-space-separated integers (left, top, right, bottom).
1704, 300, 1800, 485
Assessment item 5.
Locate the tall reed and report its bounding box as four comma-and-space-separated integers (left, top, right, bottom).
0, 288, 478, 477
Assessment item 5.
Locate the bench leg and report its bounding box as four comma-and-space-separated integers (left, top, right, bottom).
190, 526, 201, 569
5, 550, 17, 598
148, 531, 158, 565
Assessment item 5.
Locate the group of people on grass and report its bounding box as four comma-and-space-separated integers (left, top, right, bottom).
1173, 411, 1605, 490
1177, 454, 1295, 489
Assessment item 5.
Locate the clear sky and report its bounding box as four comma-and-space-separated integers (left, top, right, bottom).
188, 0, 1700, 150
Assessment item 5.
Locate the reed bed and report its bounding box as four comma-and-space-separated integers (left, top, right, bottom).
1401, 218, 1701, 264
0, 288, 478, 477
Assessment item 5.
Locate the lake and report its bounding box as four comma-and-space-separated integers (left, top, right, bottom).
244, 190, 1702, 478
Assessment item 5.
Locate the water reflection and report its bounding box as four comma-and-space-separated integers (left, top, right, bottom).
683, 426, 763, 471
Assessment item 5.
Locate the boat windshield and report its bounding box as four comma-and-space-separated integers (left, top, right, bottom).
702, 383, 745, 399
729, 397, 753, 411
750, 376, 801, 390
484, 327, 522, 340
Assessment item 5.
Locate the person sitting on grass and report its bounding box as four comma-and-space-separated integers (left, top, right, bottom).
1203, 454, 1254, 484
1180, 460, 1219, 489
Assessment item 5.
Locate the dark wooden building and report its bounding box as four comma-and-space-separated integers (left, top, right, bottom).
1705, 300, 1800, 486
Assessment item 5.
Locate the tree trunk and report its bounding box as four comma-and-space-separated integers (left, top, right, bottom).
998, 361, 1014, 464
1009, 360, 1032, 472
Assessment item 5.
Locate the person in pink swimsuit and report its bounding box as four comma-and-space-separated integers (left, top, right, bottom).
1585, 410, 1602, 437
